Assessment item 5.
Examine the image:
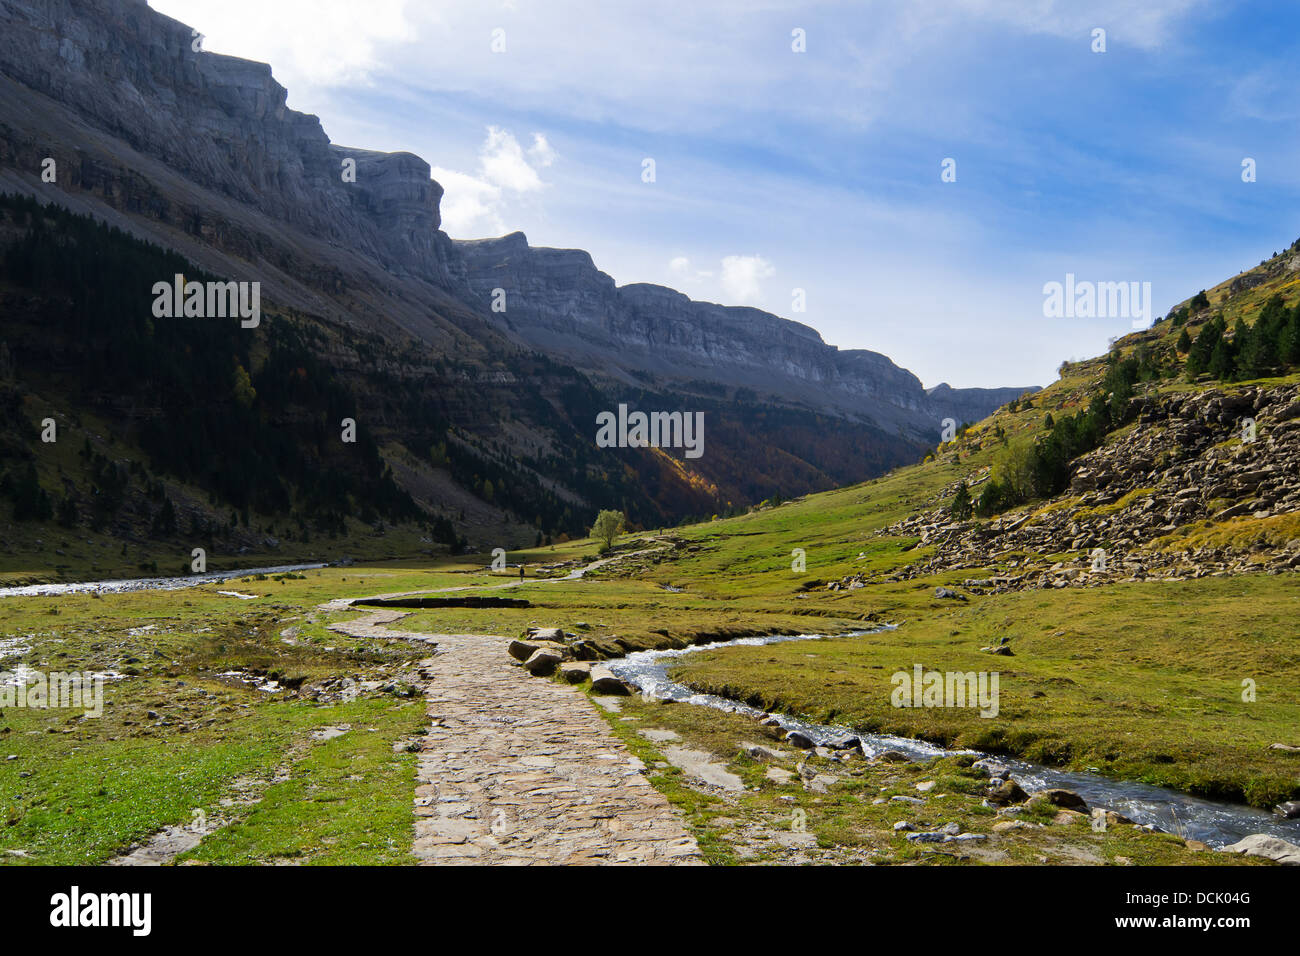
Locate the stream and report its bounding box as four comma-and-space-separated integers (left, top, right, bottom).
606, 629, 1300, 848
0, 564, 326, 599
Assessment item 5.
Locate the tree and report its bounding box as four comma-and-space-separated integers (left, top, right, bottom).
1176, 328, 1191, 353
949, 482, 972, 520
590, 509, 625, 553
992, 436, 1038, 504
1190, 290, 1210, 312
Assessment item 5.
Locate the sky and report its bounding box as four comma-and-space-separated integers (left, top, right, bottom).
149, 0, 1300, 389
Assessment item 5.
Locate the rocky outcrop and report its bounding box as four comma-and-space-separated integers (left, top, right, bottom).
880, 385, 1300, 589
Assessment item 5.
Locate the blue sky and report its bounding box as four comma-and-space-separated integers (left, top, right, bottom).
151, 0, 1300, 388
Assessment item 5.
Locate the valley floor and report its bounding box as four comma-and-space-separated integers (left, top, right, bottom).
1, 533, 1295, 866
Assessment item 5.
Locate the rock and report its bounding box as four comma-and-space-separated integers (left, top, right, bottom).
992, 820, 1040, 833
508, 638, 567, 662
972, 758, 1013, 779
823, 732, 860, 750
805, 774, 838, 794
986, 779, 1029, 806
765, 766, 794, 784
524, 648, 563, 676
1036, 788, 1088, 812
872, 749, 910, 764
558, 661, 591, 683
893, 820, 915, 832
1274, 800, 1300, 819
662, 746, 744, 791
980, 645, 1014, 656
939, 822, 961, 835
1220, 834, 1300, 865
589, 665, 631, 695
785, 729, 817, 749
905, 831, 949, 843
638, 728, 681, 743
915, 780, 936, 792
742, 742, 793, 762
526, 626, 566, 642
1052, 809, 1088, 826
890, 795, 925, 806
934, 587, 967, 601
952, 833, 987, 842
1269, 743, 1300, 752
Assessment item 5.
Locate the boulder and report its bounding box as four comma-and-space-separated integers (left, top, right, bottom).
509, 638, 568, 662
934, 587, 967, 601
1036, 788, 1088, 812
1274, 800, 1300, 819
524, 648, 563, 676
558, 661, 591, 684
986, 779, 1029, 806
527, 626, 566, 642
785, 729, 817, 749
589, 665, 631, 695
1220, 834, 1300, 865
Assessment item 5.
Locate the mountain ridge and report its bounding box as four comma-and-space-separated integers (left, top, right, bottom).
0, 0, 1033, 436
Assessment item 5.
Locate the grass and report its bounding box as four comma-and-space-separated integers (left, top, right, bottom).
667, 575, 1300, 808
588, 686, 1260, 866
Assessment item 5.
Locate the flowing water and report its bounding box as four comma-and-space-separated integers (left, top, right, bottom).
607, 629, 1300, 848
0, 564, 326, 599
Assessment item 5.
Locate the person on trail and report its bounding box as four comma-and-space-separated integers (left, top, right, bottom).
519, 563, 525, 582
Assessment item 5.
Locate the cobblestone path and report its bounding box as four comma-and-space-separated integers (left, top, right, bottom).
329, 609, 703, 865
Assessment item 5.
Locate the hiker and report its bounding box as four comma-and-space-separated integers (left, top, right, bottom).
519, 563, 525, 582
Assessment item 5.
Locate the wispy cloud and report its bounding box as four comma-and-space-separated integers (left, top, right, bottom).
431, 126, 556, 236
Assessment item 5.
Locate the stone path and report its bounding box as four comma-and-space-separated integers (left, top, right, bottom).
329, 609, 703, 865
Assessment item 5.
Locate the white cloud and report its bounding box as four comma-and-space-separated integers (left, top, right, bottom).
150, 0, 414, 89
430, 126, 555, 237
667, 256, 712, 286
479, 126, 544, 193
720, 255, 775, 305
430, 167, 506, 238
528, 133, 558, 168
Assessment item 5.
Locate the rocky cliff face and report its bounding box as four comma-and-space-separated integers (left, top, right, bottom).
453, 233, 1029, 435
0, 0, 458, 284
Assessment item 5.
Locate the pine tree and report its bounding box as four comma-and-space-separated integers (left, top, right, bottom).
949, 482, 972, 520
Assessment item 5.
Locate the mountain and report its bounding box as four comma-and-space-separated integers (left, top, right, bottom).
0, 0, 1035, 575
